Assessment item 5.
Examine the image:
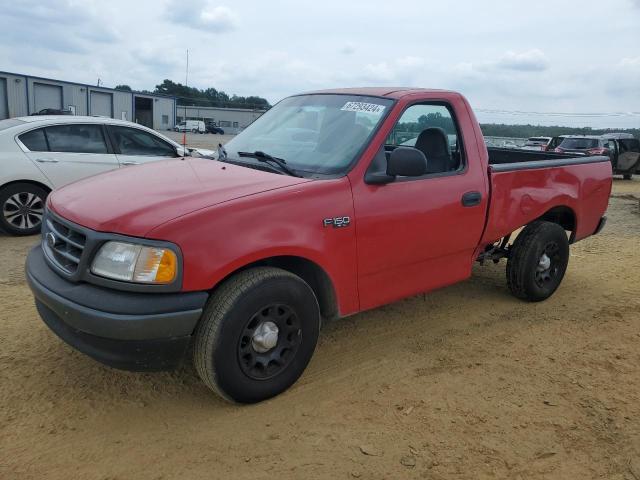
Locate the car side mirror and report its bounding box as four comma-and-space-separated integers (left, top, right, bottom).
387, 147, 427, 177
175, 146, 191, 157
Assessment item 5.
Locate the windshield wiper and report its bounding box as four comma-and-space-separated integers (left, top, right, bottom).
237, 151, 301, 177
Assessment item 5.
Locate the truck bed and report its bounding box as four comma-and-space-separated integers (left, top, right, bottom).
487, 147, 582, 164
481, 148, 612, 245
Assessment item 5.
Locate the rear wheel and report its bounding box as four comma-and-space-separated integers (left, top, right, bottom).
506, 221, 570, 302
623, 173, 633, 180
193, 267, 320, 403
0, 183, 48, 236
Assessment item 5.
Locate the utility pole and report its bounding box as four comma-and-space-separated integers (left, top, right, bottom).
182, 49, 189, 149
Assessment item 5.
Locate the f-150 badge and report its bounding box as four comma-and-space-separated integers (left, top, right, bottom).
323, 216, 350, 228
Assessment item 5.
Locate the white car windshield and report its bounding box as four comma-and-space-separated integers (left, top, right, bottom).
224, 94, 394, 175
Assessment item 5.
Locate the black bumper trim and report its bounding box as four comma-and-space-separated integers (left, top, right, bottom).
28, 269, 203, 340
26, 246, 207, 340
35, 300, 190, 371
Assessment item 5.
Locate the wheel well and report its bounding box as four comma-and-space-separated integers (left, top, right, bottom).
537, 206, 576, 240
0, 180, 52, 195
215, 256, 339, 320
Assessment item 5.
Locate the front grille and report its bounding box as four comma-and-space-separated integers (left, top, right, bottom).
42, 214, 87, 275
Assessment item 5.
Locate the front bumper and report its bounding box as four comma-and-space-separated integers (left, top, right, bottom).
26, 246, 208, 371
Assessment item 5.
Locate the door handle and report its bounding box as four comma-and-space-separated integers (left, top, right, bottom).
35, 158, 59, 163
461, 191, 482, 207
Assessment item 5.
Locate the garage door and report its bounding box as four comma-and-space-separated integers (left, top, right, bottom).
0, 78, 7, 119
90, 91, 113, 117
34, 83, 63, 112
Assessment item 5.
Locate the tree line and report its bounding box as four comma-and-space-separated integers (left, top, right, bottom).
115, 80, 270, 110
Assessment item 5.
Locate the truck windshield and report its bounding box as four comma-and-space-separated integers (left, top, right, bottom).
223, 94, 394, 175
559, 138, 598, 149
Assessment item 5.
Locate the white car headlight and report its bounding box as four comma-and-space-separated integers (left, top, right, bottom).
91, 241, 178, 284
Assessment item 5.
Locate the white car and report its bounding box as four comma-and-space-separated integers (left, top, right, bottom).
0, 116, 213, 236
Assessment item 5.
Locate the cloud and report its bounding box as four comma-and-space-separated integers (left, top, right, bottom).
340, 44, 355, 55
166, 0, 238, 32
0, 0, 119, 53
620, 56, 640, 68
494, 49, 549, 72
397, 56, 425, 68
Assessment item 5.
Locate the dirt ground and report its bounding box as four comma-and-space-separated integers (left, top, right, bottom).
1, 178, 639, 480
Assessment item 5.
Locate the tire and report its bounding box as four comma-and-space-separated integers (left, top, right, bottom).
506, 221, 570, 302
0, 183, 48, 236
623, 174, 632, 180
193, 267, 321, 403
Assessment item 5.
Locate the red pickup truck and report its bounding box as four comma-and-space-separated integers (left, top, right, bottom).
26, 88, 611, 403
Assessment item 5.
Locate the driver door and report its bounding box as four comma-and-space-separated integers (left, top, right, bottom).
351, 102, 488, 310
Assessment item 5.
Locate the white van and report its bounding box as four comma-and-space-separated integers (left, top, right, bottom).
174, 120, 206, 133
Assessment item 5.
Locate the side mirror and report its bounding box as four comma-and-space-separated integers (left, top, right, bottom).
387, 147, 428, 177
175, 146, 192, 157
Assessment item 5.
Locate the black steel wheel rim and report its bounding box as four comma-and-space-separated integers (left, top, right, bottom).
237, 304, 302, 380
534, 241, 561, 287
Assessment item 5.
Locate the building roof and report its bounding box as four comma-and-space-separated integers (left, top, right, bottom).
0, 70, 176, 100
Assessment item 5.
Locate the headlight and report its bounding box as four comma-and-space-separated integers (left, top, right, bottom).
91, 241, 177, 284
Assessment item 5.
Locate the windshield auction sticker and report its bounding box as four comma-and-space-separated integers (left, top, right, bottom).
341, 102, 386, 114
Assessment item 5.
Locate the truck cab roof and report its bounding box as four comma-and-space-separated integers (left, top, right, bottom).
300, 87, 456, 99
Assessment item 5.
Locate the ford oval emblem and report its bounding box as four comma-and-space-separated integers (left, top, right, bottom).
46, 232, 57, 248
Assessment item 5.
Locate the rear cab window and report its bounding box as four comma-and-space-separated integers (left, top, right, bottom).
559, 138, 598, 149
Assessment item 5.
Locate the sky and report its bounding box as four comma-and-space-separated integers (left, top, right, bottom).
1, 0, 639, 128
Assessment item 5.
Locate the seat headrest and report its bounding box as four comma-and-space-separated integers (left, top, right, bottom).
415, 127, 449, 158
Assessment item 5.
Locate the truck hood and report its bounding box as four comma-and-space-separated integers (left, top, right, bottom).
49, 158, 311, 237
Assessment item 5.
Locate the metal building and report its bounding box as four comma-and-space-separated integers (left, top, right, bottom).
0, 71, 176, 130
176, 105, 265, 134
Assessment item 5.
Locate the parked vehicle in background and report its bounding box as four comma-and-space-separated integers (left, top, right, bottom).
205, 122, 225, 134
0, 116, 209, 235
26, 87, 611, 404
521, 137, 552, 150
554, 136, 609, 156
601, 133, 640, 179
174, 120, 206, 133
555, 134, 640, 179
31, 108, 73, 116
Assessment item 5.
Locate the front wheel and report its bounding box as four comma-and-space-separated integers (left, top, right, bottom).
0, 183, 48, 236
506, 221, 570, 302
193, 267, 320, 403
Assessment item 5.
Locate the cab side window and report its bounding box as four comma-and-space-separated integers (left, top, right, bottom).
386, 104, 463, 175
